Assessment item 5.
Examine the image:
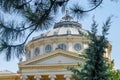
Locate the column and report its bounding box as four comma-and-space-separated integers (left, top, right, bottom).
64, 74, 71, 80
20, 75, 28, 80
68, 42, 72, 51
34, 75, 41, 80
49, 74, 56, 80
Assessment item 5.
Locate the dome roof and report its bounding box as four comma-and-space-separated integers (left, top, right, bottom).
32, 10, 89, 41
25, 10, 111, 61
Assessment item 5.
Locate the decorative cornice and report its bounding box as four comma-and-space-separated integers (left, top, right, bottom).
25, 36, 89, 52
19, 49, 84, 65
19, 63, 78, 69
0, 74, 20, 78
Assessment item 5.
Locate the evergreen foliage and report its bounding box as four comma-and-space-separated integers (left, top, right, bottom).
0, 0, 106, 61
69, 17, 111, 80
108, 60, 120, 80
0, 0, 116, 61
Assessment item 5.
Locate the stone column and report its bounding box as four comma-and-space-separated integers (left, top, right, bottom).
64, 74, 71, 80
34, 75, 41, 80
20, 75, 28, 80
49, 74, 56, 80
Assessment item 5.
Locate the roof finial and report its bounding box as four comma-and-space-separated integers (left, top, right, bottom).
66, 9, 69, 15
62, 9, 73, 21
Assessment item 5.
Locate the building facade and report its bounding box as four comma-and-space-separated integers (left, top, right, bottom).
0, 11, 111, 80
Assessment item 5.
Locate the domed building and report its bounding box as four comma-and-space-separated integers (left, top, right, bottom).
0, 11, 111, 80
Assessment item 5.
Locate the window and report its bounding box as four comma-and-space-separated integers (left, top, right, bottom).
58, 43, 67, 50
28, 51, 31, 59
41, 34, 44, 37
35, 47, 40, 56
54, 31, 58, 35
74, 43, 82, 51
67, 29, 71, 35
45, 45, 52, 53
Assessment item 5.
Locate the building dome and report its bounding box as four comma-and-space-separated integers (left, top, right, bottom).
32, 11, 88, 41
25, 11, 90, 60
25, 10, 110, 60
17, 10, 112, 80
32, 20, 88, 40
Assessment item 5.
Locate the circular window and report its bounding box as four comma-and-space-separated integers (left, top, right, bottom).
45, 45, 52, 53
58, 43, 67, 50
74, 43, 82, 51
35, 47, 40, 56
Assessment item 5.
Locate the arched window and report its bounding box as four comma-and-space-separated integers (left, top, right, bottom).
54, 31, 58, 35
45, 45, 52, 53
28, 51, 31, 59
35, 47, 40, 56
67, 29, 71, 35
58, 43, 67, 50
74, 43, 82, 51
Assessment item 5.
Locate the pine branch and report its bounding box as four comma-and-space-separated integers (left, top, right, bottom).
0, 0, 113, 62
14, 0, 33, 9
0, 26, 37, 61
0, 0, 57, 61
0, 0, 33, 12
83, 0, 103, 12
12, 27, 37, 47
70, 0, 103, 19
0, 19, 35, 41
1, 0, 56, 42
102, 16, 112, 36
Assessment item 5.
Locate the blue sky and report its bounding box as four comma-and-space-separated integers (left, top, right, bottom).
0, 0, 120, 73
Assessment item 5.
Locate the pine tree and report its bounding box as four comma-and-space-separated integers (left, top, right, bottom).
69, 17, 111, 80
0, 0, 107, 61
108, 60, 120, 80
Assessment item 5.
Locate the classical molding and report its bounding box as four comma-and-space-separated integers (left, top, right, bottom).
19, 63, 78, 69
34, 75, 41, 80
18, 71, 73, 76
20, 75, 28, 80
19, 49, 84, 65
0, 74, 20, 78
25, 36, 88, 51
49, 74, 56, 80
64, 74, 72, 80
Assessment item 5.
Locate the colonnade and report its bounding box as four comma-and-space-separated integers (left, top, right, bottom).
21, 74, 71, 80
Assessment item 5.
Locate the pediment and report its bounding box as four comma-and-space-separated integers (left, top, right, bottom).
19, 49, 84, 66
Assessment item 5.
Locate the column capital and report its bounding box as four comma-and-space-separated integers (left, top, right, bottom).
48, 74, 56, 78
64, 74, 71, 80
34, 75, 41, 80
49, 74, 56, 80
34, 75, 41, 78
64, 74, 71, 78
20, 75, 28, 80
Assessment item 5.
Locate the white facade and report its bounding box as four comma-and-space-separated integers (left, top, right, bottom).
18, 11, 111, 80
